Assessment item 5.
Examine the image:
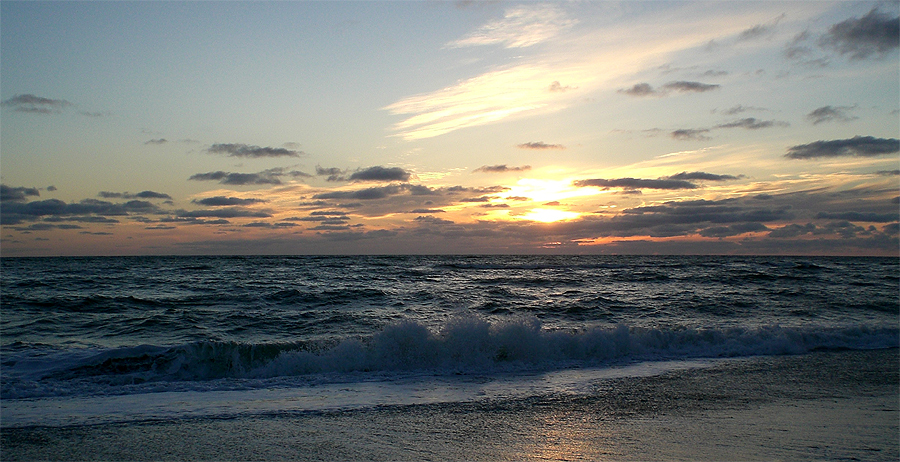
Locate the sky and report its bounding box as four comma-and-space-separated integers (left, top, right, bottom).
1, 0, 898, 256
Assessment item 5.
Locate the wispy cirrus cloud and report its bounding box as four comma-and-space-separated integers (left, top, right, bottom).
446, 3, 576, 49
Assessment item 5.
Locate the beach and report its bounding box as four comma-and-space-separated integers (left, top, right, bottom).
4, 348, 897, 461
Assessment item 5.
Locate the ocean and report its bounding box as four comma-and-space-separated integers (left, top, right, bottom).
1, 255, 898, 460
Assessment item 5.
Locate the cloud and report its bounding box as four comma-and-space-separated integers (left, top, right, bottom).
785, 136, 900, 159
673, 117, 787, 141
699, 222, 769, 238
716, 118, 788, 130
348, 166, 411, 182
316, 166, 347, 182
1, 198, 163, 225
190, 171, 282, 185
670, 128, 711, 141
1, 185, 40, 202
473, 165, 532, 173
517, 141, 565, 150
815, 211, 898, 223
719, 105, 767, 115
446, 3, 576, 48
666, 172, 742, 181
548, 81, 575, 93
819, 8, 900, 60
572, 178, 698, 190
1, 94, 72, 114
661, 81, 720, 93
619, 83, 656, 96
806, 106, 858, 124
735, 14, 784, 42
206, 143, 303, 158
176, 208, 272, 219
98, 191, 172, 200
314, 185, 405, 201
192, 196, 268, 206
145, 139, 168, 145
188, 168, 311, 185
619, 81, 719, 97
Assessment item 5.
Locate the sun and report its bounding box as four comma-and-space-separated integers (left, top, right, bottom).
519, 208, 581, 223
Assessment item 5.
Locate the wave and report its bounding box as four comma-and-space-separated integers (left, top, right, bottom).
7, 317, 896, 400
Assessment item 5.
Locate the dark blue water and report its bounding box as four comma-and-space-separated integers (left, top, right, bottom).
1, 255, 897, 426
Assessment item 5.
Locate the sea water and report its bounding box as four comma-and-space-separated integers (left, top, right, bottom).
2, 255, 897, 428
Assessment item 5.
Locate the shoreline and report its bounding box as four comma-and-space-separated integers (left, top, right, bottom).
3, 348, 898, 461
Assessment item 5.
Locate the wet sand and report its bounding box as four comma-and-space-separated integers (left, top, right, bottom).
3, 348, 897, 461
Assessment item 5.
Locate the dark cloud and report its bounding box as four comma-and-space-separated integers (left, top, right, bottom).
819, 8, 900, 59
348, 166, 411, 182
316, 166, 347, 182
517, 141, 565, 150
206, 143, 303, 158
806, 106, 858, 124
1, 94, 72, 114
460, 196, 493, 203
716, 118, 788, 130
661, 81, 720, 93
406, 208, 446, 214
189, 168, 310, 185
815, 211, 898, 222
1, 185, 40, 202
192, 196, 268, 206
670, 129, 711, 141
719, 105, 767, 115
314, 185, 404, 200
786, 136, 900, 159
699, 222, 769, 238
99, 191, 172, 200
189, 171, 282, 185
1, 198, 163, 224
176, 208, 272, 219
876, 170, 900, 176
473, 165, 532, 173
666, 172, 742, 181
572, 178, 698, 190
145, 139, 168, 145
618, 83, 656, 96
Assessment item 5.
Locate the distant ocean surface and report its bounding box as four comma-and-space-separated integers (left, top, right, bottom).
2, 255, 898, 429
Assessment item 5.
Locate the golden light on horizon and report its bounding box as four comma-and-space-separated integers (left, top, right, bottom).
505, 178, 601, 203
519, 208, 581, 223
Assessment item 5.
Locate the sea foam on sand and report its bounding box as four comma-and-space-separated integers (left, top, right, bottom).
2, 348, 896, 461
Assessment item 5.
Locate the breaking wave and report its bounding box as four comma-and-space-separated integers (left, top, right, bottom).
6, 316, 896, 399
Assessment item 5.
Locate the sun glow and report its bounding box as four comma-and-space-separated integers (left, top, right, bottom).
505, 178, 599, 203
519, 208, 581, 223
